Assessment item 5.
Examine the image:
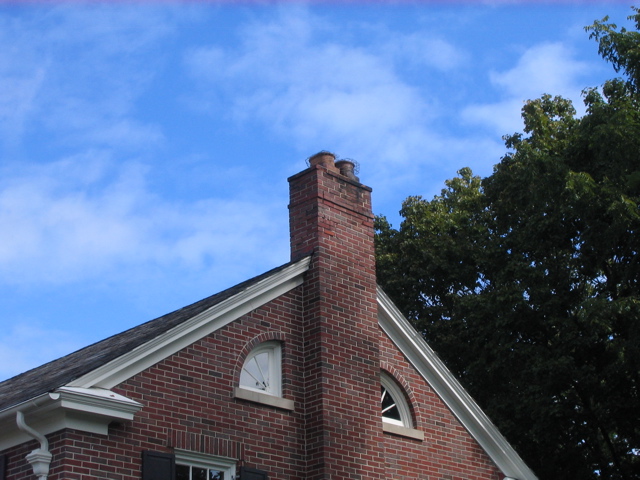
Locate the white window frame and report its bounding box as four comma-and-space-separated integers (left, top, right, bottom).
381, 372, 412, 427
239, 341, 282, 396
235, 341, 295, 411
380, 372, 424, 441
175, 449, 236, 480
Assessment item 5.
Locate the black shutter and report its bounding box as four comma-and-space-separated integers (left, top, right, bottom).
142, 451, 175, 480
0, 455, 6, 480
238, 466, 269, 480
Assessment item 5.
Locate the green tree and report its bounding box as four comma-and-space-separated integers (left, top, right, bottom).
376, 8, 640, 480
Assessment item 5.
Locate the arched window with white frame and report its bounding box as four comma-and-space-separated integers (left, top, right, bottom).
235, 340, 294, 410
381, 372, 412, 428
239, 341, 282, 396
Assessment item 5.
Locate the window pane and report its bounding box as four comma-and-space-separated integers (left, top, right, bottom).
240, 352, 270, 391
193, 467, 207, 480
176, 465, 190, 480
381, 386, 401, 421
209, 470, 224, 480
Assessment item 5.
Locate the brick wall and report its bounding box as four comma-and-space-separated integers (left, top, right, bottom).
379, 330, 503, 480
3, 320, 503, 480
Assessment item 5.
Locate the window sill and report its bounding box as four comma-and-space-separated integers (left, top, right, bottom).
234, 387, 295, 411
383, 422, 425, 441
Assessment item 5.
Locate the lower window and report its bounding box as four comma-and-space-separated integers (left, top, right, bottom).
143, 450, 269, 480
381, 372, 412, 428
176, 464, 226, 480
175, 450, 235, 480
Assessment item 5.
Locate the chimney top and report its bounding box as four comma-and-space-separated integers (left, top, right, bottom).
308, 151, 338, 173
307, 151, 360, 182
335, 159, 359, 182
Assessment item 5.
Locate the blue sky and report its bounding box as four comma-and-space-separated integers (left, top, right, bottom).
0, 1, 634, 381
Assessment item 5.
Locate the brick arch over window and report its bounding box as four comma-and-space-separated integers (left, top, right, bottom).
380, 362, 420, 428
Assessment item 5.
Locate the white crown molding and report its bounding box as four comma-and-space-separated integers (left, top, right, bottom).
55, 386, 142, 419
377, 286, 538, 480
69, 256, 311, 390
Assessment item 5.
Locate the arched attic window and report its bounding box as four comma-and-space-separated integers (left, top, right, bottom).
235, 340, 295, 411
239, 341, 282, 397
381, 372, 412, 428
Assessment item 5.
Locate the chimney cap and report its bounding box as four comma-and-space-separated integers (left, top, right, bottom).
335, 159, 360, 182
307, 151, 336, 167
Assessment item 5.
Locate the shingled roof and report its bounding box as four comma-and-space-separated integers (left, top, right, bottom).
0, 259, 303, 413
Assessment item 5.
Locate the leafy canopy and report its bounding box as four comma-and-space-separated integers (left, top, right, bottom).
375, 8, 640, 480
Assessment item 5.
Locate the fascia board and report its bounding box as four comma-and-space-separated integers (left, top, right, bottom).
69, 256, 311, 390
377, 286, 538, 480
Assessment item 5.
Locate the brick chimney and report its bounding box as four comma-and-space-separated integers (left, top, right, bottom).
288, 152, 385, 479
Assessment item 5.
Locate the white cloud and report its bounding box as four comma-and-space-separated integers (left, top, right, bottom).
0, 5, 177, 151
491, 42, 588, 99
462, 42, 590, 136
384, 33, 467, 72
462, 98, 526, 139
0, 154, 287, 286
0, 20, 48, 147
184, 7, 455, 193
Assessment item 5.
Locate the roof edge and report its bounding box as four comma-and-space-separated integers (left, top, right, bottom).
69, 256, 312, 390
377, 286, 538, 480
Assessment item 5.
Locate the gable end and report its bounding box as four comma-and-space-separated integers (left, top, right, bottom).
377, 286, 538, 480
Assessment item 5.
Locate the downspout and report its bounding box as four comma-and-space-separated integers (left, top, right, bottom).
16, 411, 52, 480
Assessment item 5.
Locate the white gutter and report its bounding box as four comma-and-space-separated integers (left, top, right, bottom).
0, 393, 59, 421
0, 388, 143, 451
16, 411, 52, 480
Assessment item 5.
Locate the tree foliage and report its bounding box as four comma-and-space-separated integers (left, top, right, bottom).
375, 8, 640, 480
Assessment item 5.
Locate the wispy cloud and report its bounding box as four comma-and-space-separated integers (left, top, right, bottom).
462, 42, 591, 136
0, 5, 177, 152
183, 6, 611, 208
184, 8, 453, 182
0, 154, 287, 286
0, 5, 293, 290
491, 42, 589, 98
383, 32, 467, 72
